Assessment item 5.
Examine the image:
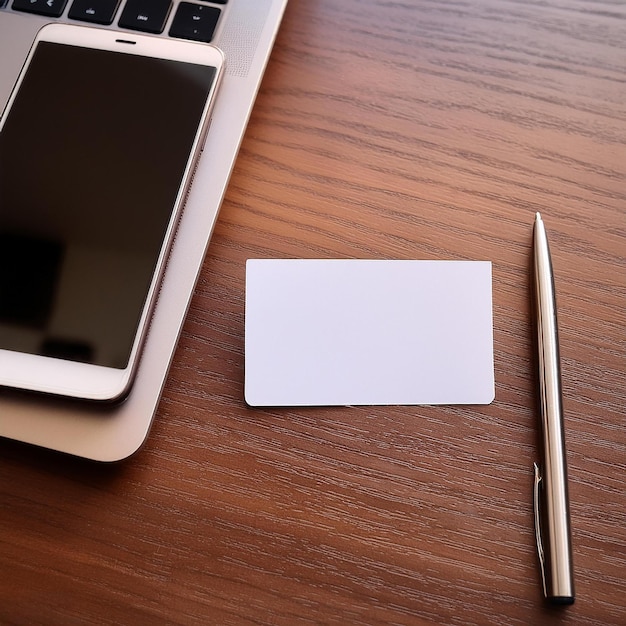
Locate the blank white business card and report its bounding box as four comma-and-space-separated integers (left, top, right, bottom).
245, 259, 494, 407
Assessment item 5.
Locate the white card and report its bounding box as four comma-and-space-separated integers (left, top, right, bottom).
245, 259, 494, 406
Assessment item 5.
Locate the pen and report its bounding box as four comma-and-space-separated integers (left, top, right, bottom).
532, 212, 575, 604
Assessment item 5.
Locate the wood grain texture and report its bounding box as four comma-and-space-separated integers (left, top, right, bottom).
1, 0, 624, 624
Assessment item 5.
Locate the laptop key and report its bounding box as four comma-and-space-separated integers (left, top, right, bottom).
169, 3, 221, 43
68, 0, 121, 24
12, 0, 69, 17
118, 0, 171, 34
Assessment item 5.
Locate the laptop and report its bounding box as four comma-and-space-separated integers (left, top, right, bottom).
0, 0, 289, 461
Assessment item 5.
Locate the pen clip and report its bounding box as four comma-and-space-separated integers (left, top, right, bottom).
533, 462, 547, 598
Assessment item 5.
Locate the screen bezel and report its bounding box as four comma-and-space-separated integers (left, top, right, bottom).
0, 24, 224, 401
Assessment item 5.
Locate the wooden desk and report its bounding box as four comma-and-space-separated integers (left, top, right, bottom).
1, 0, 624, 624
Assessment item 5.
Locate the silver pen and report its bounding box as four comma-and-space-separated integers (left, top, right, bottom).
532, 212, 575, 604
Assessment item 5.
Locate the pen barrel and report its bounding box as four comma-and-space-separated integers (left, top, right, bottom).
533, 217, 575, 602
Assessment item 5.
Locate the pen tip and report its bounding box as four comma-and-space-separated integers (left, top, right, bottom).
536, 212, 542, 222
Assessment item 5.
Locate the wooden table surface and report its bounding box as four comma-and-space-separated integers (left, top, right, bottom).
1, 0, 624, 624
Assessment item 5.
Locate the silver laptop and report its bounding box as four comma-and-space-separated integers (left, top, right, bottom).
0, 0, 289, 461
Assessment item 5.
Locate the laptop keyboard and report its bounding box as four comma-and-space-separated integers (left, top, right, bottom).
3, 0, 228, 43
